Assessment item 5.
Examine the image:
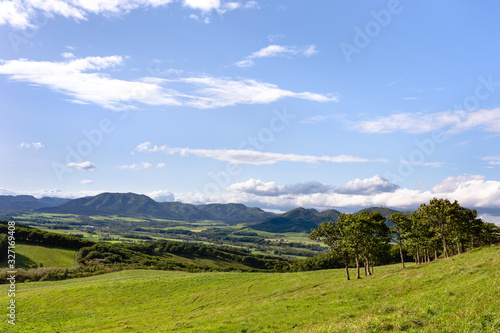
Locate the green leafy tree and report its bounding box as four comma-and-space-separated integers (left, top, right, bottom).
309, 216, 353, 280
354, 211, 390, 276
389, 212, 411, 268
417, 198, 454, 258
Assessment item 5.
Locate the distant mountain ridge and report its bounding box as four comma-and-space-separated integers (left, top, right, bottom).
0, 195, 69, 212
38, 192, 274, 224
252, 206, 406, 233
252, 207, 342, 233
2, 193, 407, 231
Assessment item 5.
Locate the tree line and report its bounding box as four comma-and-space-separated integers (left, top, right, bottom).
309, 198, 499, 280
0, 221, 94, 249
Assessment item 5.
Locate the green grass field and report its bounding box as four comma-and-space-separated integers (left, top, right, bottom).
1, 245, 499, 332
0, 243, 76, 268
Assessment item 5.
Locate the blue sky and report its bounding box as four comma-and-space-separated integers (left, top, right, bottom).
1, 0, 500, 224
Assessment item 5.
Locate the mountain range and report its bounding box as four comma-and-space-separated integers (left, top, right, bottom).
0, 195, 69, 213
36, 192, 275, 224
1, 192, 404, 232
253, 207, 342, 233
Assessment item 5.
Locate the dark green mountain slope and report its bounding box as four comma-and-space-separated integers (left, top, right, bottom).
196, 203, 274, 224
253, 207, 341, 233
0, 195, 69, 212
38, 193, 273, 223
39, 192, 165, 217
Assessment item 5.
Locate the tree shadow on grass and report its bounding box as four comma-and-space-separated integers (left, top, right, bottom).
0, 252, 38, 269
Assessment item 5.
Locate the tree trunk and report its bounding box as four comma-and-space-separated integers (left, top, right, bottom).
416, 245, 420, 265
456, 241, 461, 255
442, 237, 449, 258
434, 248, 438, 260
355, 253, 360, 279
344, 263, 350, 281
399, 243, 405, 268
364, 261, 368, 277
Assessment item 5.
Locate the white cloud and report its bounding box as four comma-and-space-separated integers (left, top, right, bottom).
183, 0, 221, 12
235, 59, 255, 68
400, 160, 445, 168
183, 0, 257, 22
81, 179, 93, 185
0, 0, 174, 29
0, 56, 337, 109
244, 1, 258, 9
186, 175, 500, 225
352, 108, 500, 134
235, 44, 318, 69
267, 34, 285, 42
17, 141, 44, 150
61, 52, 75, 59
119, 162, 153, 170
299, 115, 330, 124
135, 142, 387, 165
336, 175, 399, 195
482, 156, 500, 166
248, 44, 318, 59
227, 179, 334, 197
422, 162, 445, 168
156, 162, 166, 168
147, 190, 175, 202
67, 161, 96, 171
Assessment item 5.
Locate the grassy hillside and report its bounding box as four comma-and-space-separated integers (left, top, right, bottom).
1, 245, 499, 332
0, 243, 76, 268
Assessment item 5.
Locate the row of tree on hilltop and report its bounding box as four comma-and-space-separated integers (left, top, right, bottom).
309, 198, 499, 280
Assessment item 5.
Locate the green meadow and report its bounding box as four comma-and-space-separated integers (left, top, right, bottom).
1, 245, 499, 332
0, 243, 76, 269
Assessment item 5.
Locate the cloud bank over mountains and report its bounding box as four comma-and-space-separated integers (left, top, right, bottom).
3, 174, 499, 225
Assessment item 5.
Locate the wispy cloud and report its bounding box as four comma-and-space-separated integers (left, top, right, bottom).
61, 52, 75, 59
0, 56, 337, 110
299, 115, 332, 125
67, 161, 96, 171
81, 180, 94, 185
17, 142, 44, 150
119, 162, 166, 170
119, 162, 153, 170
400, 160, 445, 168
135, 142, 387, 165
351, 108, 500, 134
0, 0, 259, 29
482, 156, 500, 166
0, 0, 174, 30
236, 44, 318, 68
249, 44, 318, 58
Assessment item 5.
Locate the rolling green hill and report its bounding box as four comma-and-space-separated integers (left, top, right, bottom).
2, 245, 498, 332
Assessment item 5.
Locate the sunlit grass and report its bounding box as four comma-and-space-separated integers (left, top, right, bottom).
1, 245, 498, 332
